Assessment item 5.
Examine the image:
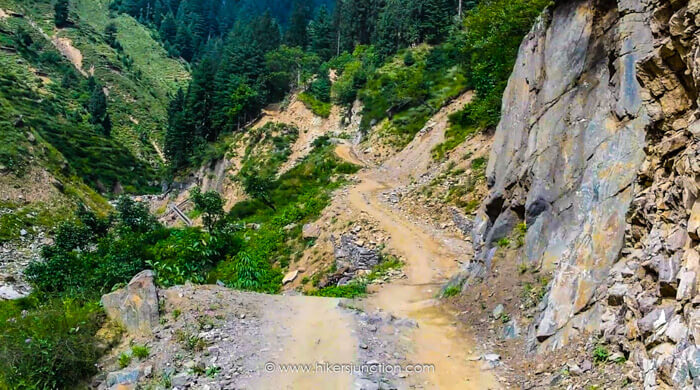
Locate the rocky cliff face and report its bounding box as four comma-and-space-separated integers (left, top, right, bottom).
467, 0, 700, 387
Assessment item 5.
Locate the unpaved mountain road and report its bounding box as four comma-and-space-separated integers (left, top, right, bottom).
334, 90, 500, 389
255, 91, 499, 389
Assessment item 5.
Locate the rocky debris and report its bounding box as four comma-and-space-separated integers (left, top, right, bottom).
381, 190, 401, 205
502, 320, 520, 340
101, 270, 159, 336
353, 309, 416, 388
95, 284, 418, 390
332, 234, 381, 272
282, 269, 299, 285
96, 285, 267, 390
104, 367, 143, 388
302, 222, 321, 239
450, 207, 473, 236
0, 230, 49, 300
492, 304, 505, 318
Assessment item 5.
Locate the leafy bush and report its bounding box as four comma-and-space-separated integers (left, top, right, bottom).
298, 92, 331, 118
25, 197, 159, 295
0, 298, 105, 389
190, 187, 225, 232
147, 228, 218, 287
442, 285, 461, 298
212, 251, 282, 293
131, 345, 150, 359
309, 282, 367, 298
592, 345, 610, 363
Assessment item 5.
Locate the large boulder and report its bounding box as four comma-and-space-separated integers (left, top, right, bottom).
101, 270, 159, 336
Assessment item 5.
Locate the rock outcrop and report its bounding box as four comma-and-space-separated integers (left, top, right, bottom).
464, 0, 700, 387
101, 270, 159, 336
333, 234, 381, 272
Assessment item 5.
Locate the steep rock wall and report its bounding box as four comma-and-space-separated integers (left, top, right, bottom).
472, 0, 654, 345
466, 0, 700, 387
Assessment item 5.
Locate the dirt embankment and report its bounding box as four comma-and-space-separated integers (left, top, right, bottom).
254, 95, 345, 176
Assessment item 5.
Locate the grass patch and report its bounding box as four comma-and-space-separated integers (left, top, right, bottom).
71, 0, 189, 159
521, 275, 550, 309
309, 282, 367, 298
592, 345, 610, 364
496, 237, 511, 249
118, 352, 132, 368
0, 13, 160, 193
298, 92, 331, 118
442, 285, 461, 298
307, 254, 403, 298
432, 123, 479, 160
131, 345, 150, 360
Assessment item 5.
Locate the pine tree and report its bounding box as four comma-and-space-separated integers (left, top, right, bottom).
309, 5, 335, 61
187, 57, 218, 141
336, 0, 382, 52
164, 88, 191, 168
375, 0, 420, 57
159, 12, 177, 43
105, 22, 120, 49
285, 1, 310, 48
102, 114, 112, 137
88, 80, 110, 135
174, 24, 194, 61
54, 0, 70, 27
420, 0, 456, 43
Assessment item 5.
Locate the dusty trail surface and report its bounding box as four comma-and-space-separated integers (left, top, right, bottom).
333, 91, 500, 389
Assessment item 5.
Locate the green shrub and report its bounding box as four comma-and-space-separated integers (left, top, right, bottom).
308, 282, 367, 298
442, 285, 461, 298
212, 251, 282, 293
298, 92, 331, 118
0, 298, 105, 389
175, 330, 207, 352
496, 238, 510, 248
118, 352, 132, 368
148, 228, 236, 287
592, 345, 610, 363
131, 345, 150, 359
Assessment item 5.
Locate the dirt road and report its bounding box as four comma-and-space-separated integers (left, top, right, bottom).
331, 91, 500, 389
